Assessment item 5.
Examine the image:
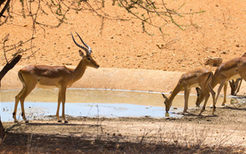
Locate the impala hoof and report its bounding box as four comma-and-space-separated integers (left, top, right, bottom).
64, 120, 68, 124
165, 112, 170, 117
58, 120, 62, 123
25, 120, 29, 124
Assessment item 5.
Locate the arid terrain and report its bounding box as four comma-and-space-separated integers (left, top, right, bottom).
1, 0, 246, 153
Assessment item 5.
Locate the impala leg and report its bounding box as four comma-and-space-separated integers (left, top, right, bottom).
239, 70, 246, 91
183, 88, 190, 113
56, 89, 62, 122
199, 84, 215, 115
195, 92, 205, 107
195, 87, 206, 107
199, 91, 210, 115
14, 81, 35, 123
235, 79, 242, 94
198, 83, 208, 115
19, 84, 36, 123
56, 102, 61, 122
215, 81, 225, 107
13, 99, 19, 123
222, 82, 228, 106
208, 84, 216, 115
195, 87, 202, 107
19, 97, 27, 123
60, 87, 67, 123
13, 88, 25, 123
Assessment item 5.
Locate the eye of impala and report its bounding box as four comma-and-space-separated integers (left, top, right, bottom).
87, 57, 91, 61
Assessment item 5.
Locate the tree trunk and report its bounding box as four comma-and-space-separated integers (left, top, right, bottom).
0, 118, 5, 144
0, 55, 22, 87
0, 0, 10, 18
0, 55, 21, 143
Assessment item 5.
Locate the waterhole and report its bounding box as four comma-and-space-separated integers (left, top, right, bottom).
0, 88, 225, 122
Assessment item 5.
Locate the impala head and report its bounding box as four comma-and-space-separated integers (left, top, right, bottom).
161, 93, 171, 113
204, 57, 222, 67
71, 32, 99, 69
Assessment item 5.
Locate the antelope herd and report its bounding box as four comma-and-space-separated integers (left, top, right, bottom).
163, 54, 246, 116
12, 33, 246, 123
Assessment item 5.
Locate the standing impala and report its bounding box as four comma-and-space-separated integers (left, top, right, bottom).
13, 32, 99, 123
162, 68, 216, 115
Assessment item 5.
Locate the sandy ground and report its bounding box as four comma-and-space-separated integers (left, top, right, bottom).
1, 0, 246, 71
1, 0, 246, 153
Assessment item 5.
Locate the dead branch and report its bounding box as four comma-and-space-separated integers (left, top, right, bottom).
0, 0, 10, 18
0, 34, 37, 87
1, 34, 35, 58
0, 117, 5, 144
0, 54, 22, 86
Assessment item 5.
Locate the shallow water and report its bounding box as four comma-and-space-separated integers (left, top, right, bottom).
0, 102, 186, 122
0, 88, 223, 122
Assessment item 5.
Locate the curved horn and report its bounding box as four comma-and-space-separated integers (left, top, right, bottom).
75, 32, 92, 55
71, 33, 87, 52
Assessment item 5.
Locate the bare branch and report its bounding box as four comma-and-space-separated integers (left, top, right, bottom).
0, 0, 10, 18
2, 33, 9, 63
0, 54, 22, 86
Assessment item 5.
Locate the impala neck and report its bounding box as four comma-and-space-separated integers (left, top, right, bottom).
211, 72, 220, 88
72, 58, 87, 82
168, 84, 181, 103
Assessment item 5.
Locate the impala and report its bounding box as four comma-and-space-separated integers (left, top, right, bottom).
13, 32, 99, 123
162, 68, 216, 115
196, 55, 246, 108
198, 56, 242, 106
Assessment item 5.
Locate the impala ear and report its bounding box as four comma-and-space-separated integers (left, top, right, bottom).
161, 93, 168, 100
79, 50, 85, 57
